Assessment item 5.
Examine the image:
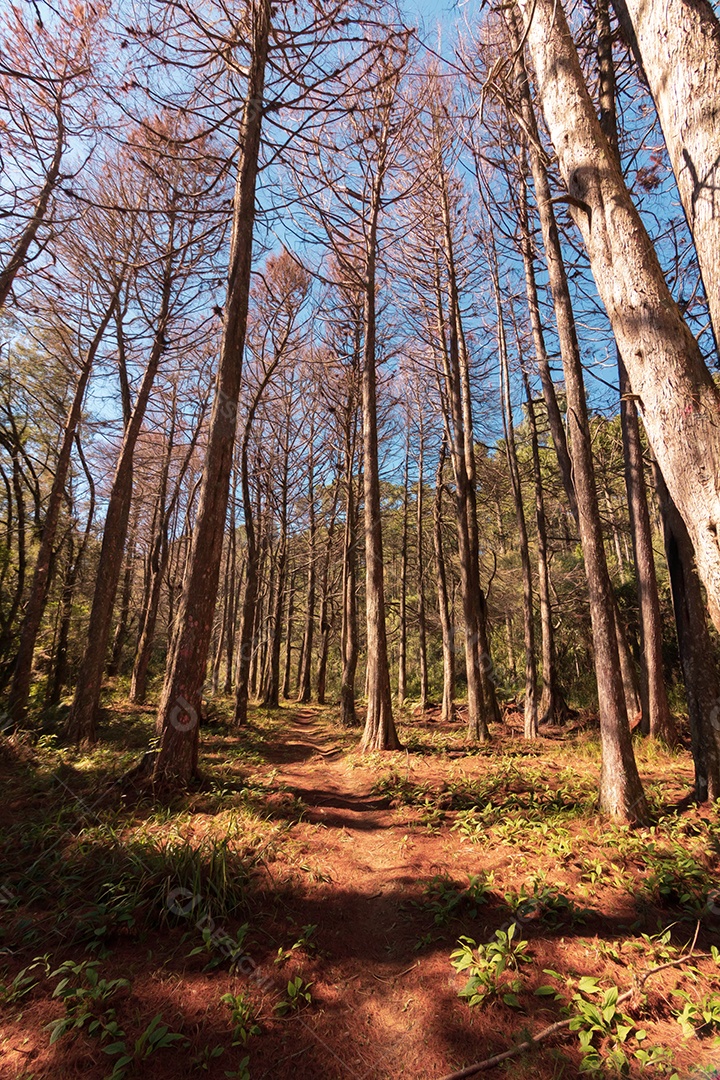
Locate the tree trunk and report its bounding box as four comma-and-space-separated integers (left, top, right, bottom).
652, 459, 720, 801
359, 166, 401, 752
340, 427, 360, 727
397, 431, 410, 705
234, 473, 262, 725
433, 253, 489, 742
297, 439, 316, 704
282, 568, 296, 701
68, 273, 172, 746
521, 369, 568, 726
612, 0, 720, 355
433, 441, 456, 724
316, 478, 338, 706
445, 184, 500, 728
153, 0, 271, 785
511, 7, 648, 821
416, 431, 429, 714
620, 361, 675, 742
594, 0, 676, 744
515, 0, 720, 637
107, 511, 138, 678
494, 249, 537, 738
8, 299, 116, 724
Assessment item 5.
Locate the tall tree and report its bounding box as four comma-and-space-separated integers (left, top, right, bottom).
612, 0, 720, 354
514, 0, 720, 638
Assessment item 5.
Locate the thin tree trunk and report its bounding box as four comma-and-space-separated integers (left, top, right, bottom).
494, 249, 537, 738
297, 436, 316, 704
68, 267, 173, 746
340, 419, 360, 727
416, 429, 429, 713
8, 298, 116, 724
442, 179, 499, 728
433, 255, 489, 742
521, 369, 568, 725
47, 434, 95, 708
282, 567, 296, 700
397, 430, 410, 705
107, 511, 138, 678
316, 477, 339, 706
360, 159, 401, 752
433, 441, 456, 724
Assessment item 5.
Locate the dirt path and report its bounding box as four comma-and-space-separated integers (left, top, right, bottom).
251, 709, 501, 1080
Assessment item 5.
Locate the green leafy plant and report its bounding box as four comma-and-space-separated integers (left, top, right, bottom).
273, 976, 313, 1015
46, 960, 130, 1045
192, 1043, 225, 1071
508, 879, 588, 929
102, 1014, 187, 1078
188, 921, 250, 972
568, 979, 639, 1074
221, 991, 261, 1045
274, 923, 317, 965
414, 873, 491, 928
450, 923, 531, 1008
223, 1056, 250, 1080
0, 955, 50, 1005
673, 990, 720, 1038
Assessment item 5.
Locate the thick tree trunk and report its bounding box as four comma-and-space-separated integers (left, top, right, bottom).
594, 0, 676, 744
612, 0, 720, 355
153, 0, 271, 786
8, 300, 115, 725
515, 0, 720, 636
511, 8, 648, 821
653, 460, 720, 801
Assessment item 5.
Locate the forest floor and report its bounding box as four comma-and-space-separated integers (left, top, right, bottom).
1, 700, 720, 1080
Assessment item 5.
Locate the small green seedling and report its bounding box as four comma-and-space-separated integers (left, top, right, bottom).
274, 976, 313, 1015
221, 992, 261, 1045
102, 1014, 187, 1078
450, 923, 531, 1008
